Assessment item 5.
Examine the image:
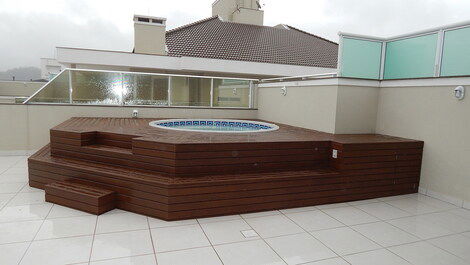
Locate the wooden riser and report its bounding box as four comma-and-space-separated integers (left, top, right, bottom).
29, 144, 419, 220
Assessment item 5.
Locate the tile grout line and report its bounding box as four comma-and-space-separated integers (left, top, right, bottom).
280, 210, 352, 265
87, 214, 99, 264
239, 216, 289, 265
17, 203, 54, 265
146, 217, 159, 265
196, 218, 226, 265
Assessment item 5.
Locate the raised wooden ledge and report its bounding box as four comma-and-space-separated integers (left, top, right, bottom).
28, 117, 424, 220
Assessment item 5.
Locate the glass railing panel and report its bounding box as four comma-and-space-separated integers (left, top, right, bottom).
170, 76, 211, 107
71, 70, 122, 105
384, 33, 438, 79
123, 74, 169, 106
213, 79, 250, 107
340, 37, 383, 79
27, 70, 70, 103
441, 26, 470, 77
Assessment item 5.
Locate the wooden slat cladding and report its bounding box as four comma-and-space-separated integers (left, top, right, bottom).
27, 117, 423, 220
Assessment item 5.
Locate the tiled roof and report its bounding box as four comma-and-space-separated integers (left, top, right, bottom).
165, 16, 338, 68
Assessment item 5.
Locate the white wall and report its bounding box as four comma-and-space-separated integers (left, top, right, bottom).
376, 82, 470, 205
0, 81, 45, 97
0, 104, 257, 152
257, 84, 338, 133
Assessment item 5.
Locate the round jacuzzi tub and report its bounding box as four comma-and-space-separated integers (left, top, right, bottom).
149, 119, 279, 133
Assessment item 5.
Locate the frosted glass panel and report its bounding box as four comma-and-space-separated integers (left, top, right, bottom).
27, 70, 70, 103
123, 74, 168, 105
71, 71, 122, 105
384, 34, 438, 79
340, 38, 382, 79
213, 79, 250, 107
441, 27, 470, 77
170, 77, 211, 106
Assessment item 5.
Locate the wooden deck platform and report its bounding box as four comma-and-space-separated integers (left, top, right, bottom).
28, 117, 423, 220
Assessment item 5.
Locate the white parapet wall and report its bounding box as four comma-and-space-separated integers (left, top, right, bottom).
376, 77, 470, 206
0, 104, 257, 153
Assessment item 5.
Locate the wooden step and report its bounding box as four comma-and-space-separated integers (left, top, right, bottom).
45, 181, 116, 215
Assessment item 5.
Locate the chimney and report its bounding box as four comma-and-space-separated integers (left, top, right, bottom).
133, 15, 167, 55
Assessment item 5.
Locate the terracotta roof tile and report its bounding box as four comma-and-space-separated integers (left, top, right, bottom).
165, 17, 338, 68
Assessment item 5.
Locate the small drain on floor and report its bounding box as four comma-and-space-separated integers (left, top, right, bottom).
241, 229, 259, 238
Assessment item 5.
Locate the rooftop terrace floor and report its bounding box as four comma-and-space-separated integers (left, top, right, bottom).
1, 155, 470, 265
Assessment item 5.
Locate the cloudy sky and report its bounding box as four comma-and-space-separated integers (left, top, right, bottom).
1, 0, 469, 71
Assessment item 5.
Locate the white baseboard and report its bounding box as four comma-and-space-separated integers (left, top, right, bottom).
419, 186, 465, 207
0, 150, 36, 156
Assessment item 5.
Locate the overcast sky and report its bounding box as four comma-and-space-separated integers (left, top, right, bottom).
1, 0, 469, 71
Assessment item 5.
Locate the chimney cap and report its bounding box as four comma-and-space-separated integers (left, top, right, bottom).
133, 14, 166, 26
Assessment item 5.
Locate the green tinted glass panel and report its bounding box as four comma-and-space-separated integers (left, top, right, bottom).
27, 70, 70, 103
441, 27, 470, 77
213, 79, 250, 107
170, 76, 211, 106
384, 34, 438, 79
71, 71, 122, 105
340, 38, 382, 79
123, 74, 168, 106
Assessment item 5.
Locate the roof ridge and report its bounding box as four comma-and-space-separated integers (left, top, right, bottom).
285, 25, 338, 45
167, 16, 220, 34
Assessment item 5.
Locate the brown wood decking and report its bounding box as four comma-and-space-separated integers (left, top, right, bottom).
28, 117, 423, 220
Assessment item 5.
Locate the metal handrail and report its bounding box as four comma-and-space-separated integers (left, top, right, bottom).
259, 72, 337, 83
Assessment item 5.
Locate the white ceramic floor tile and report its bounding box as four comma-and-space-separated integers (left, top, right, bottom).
419, 212, 470, 233
285, 210, 344, 231
389, 241, 468, 265
200, 219, 258, 245
378, 194, 415, 202
197, 214, 241, 224
448, 208, 470, 220
351, 221, 419, 247
35, 215, 97, 240
311, 227, 380, 256
89, 254, 157, 265
388, 216, 455, 239
241, 210, 281, 218
316, 203, 349, 210
46, 204, 92, 219
0, 182, 25, 193
148, 217, 197, 228
18, 185, 42, 193
301, 257, 349, 265
3, 167, 28, 175
245, 214, 303, 238
0, 203, 52, 223
91, 230, 154, 261
157, 246, 222, 265
355, 202, 411, 220
428, 234, 470, 262
21, 235, 93, 265
265, 233, 337, 265
0, 219, 43, 244
386, 198, 441, 215
347, 198, 381, 206
279, 206, 318, 214
0, 193, 15, 203
344, 249, 410, 265
151, 224, 210, 252
96, 212, 148, 234
214, 239, 285, 265
7, 192, 46, 206
416, 195, 459, 210
322, 206, 378, 225
0, 173, 28, 183
0, 242, 30, 265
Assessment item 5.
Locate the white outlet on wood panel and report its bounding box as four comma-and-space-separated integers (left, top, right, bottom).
332, 149, 338, 159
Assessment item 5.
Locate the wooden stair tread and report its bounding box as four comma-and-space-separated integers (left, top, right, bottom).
31, 145, 340, 189
45, 181, 116, 209
83, 144, 133, 155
